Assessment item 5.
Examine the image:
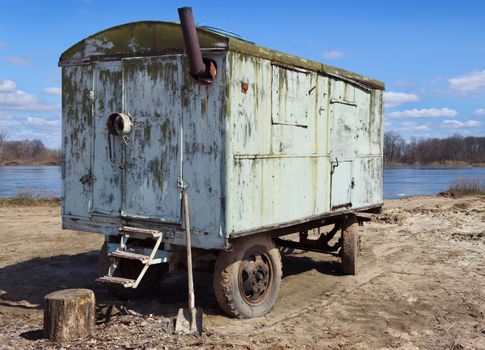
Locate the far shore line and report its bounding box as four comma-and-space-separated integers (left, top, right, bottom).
385, 162, 485, 168
3, 162, 485, 168
0, 161, 59, 166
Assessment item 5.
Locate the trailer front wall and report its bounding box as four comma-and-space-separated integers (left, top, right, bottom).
62, 53, 228, 249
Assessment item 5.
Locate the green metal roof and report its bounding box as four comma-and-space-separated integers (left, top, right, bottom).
59, 21, 384, 90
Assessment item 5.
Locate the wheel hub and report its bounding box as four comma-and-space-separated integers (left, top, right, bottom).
238, 250, 274, 306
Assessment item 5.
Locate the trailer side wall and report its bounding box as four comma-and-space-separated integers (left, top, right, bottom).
225, 52, 383, 237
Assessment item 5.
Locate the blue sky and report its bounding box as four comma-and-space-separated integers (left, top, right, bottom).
1, 0, 485, 148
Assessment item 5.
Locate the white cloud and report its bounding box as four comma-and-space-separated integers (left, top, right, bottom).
387, 107, 458, 119
409, 125, 430, 131
43, 87, 61, 95
442, 120, 481, 129
449, 70, 485, 94
430, 76, 446, 84
4, 55, 32, 66
322, 50, 346, 59
0, 113, 61, 147
0, 80, 59, 112
393, 80, 414, 88
26, 116, 59, 127
0, 113, 21, 127
5, 128, 61, 148
472, 108, 485, 116
0, 80, 61, 148
384, 91, 420, 108
398, 121, 430, 131
0, 79, 16, 92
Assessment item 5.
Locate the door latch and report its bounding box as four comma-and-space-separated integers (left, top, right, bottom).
331, 157, 339, 174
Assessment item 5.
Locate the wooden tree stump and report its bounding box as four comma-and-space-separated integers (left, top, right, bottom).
44, 289, 95, 342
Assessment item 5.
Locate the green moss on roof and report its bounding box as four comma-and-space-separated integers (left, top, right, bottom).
59, 21, 384, 90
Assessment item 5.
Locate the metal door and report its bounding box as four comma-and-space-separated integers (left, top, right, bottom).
91, 61, 123, 215
62, 65, 94, 218
121, 56, 183, 223
329, 86, 357, 209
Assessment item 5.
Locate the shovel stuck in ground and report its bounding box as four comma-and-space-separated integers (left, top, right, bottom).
175, 186, 203, 334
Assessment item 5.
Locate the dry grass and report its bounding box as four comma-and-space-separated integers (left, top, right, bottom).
446, 177, 485, 197
0, 188, 60, 206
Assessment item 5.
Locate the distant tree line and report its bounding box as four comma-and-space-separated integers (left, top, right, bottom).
2, 128, 484, 167
384, 131, 485, 165
0, 131, 60, 165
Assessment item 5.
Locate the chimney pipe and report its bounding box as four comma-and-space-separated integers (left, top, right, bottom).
178, 7, 216, 81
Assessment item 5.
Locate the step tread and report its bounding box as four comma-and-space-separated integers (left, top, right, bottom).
120, 226, 161, 238
109, 250, 150, 263
96, 276, 135, 287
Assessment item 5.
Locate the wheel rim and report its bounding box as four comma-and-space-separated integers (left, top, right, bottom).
238, 247, 274, 306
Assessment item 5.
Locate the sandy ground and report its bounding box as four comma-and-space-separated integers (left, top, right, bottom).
0, 195, 484, 349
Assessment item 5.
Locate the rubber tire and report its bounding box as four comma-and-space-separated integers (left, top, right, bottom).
213, 235, 282, 319
341, 214, 359, 275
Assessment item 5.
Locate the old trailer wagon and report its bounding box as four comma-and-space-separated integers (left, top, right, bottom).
60, 8, 384, 318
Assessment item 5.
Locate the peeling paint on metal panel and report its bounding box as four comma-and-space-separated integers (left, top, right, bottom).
181, 53, 227, 235
91, 61, 123, 215
226, 52, 333, 234
62, 65, 94, 217
121, 56, 182, 223
224, 51, 383, 235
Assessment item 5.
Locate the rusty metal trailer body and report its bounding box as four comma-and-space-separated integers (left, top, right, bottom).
60, 17, 384, 317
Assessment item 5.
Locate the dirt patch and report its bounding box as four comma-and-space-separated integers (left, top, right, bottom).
1, 196, 485, 349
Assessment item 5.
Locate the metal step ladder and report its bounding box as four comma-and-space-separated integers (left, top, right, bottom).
96, 226, 163, 288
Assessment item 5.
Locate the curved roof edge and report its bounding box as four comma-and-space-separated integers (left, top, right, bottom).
59, 21, 228, 62
59, 21, 384, 91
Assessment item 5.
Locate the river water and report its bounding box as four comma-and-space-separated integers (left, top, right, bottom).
384, 166, 485, 199
0, 165, 484, 199
0, 166, 62, 198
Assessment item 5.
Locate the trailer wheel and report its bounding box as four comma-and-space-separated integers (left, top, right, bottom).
341, 214, 359, 275
213, 235, 282, 318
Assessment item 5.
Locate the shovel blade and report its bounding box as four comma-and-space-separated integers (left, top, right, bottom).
175, 307, 203, 334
